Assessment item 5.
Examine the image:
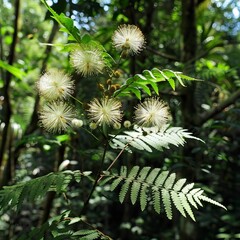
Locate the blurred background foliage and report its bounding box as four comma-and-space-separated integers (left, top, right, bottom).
0, 0, 240, 239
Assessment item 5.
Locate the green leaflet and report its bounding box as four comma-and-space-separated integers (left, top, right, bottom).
131, 181, 141, 205
162, 188, 172, 220
153, 189, 161, 214
114, 68, 198, 99
103, 166, 226, 221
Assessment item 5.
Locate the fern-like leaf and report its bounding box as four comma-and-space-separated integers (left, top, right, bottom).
170, 191, 186, 217
199, 195, 227, 210
119, 180, 130, 203
179, 192, 196, 221
103, 166, 226, 221
162, 188, 172, 219
0, 170, 82, 213
114, 68, 197, 99
74, 230, 100, 240
110, 125, 204, 153
140, 183, 148, 211
152, 188, 161, 213
131, 181, 141, 205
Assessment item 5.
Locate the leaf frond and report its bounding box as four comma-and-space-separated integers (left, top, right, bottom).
0, 170, 82, 213
114, 68, 198, 99
102, 166, 226, 221
109, 125, 204, 153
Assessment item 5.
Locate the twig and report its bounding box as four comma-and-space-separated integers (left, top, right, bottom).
195, 89, 240, 126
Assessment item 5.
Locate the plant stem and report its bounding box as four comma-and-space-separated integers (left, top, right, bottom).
97, 143, 129, 183
70, 95, 83, 105
80, 139, 108, 215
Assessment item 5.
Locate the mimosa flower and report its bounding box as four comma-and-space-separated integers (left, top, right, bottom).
39, 101, 75, 133
70, 46, 105, 76
37, 69, 74, 100
87, 98, 122, 127
134, 98, 171, 128
112, 24, 145, 55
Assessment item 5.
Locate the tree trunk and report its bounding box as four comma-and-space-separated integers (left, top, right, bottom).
0, 0, 21, 187
179, 1, 199, 240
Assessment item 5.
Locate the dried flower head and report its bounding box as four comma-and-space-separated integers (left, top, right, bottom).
112, 24, 145, 55
70, 45, 105, 76
37, 69, 74, 100
87, 97, 122, 127
39, 101, 75, 133
134, 98, 171, 128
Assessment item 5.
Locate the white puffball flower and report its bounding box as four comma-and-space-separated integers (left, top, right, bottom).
134, 97, 171, 128
70, 46, 105, 76
39, 101, 75, 133
87, 98, 122, 127
112, 24, 145, 55
37, 69, 74, 101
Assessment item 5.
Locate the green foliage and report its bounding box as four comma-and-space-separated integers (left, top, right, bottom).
0, 170, 82, 213
114, 68, 197, 99
18, 210, 112, 240
41, 0, 81, 43
103, 166, 226, 221
1, 0, 238, 239
109, 124, 204, 153
0, 60, 26, 80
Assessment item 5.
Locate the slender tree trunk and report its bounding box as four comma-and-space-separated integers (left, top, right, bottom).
179, 1, 199, 240
0, 0, 21, 187
13, 21, 59, 172
181, 0, 198, 127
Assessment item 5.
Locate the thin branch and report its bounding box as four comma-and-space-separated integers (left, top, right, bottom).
146, 46, 179, 61
0, 0, 20, 166
195, 89, 240, 126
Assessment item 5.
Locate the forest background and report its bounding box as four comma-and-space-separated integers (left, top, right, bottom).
0, 0, 240, 239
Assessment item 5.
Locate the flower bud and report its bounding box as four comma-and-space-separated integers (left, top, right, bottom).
113, 122, 121, 130
89, 122, 97, 130
124, 120, 131, 128
71, 118, 83, 128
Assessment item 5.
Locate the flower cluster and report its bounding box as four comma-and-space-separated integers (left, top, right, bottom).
37, 69, 76, 133
37, 25, 171, 134
86, 96, 171, 130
